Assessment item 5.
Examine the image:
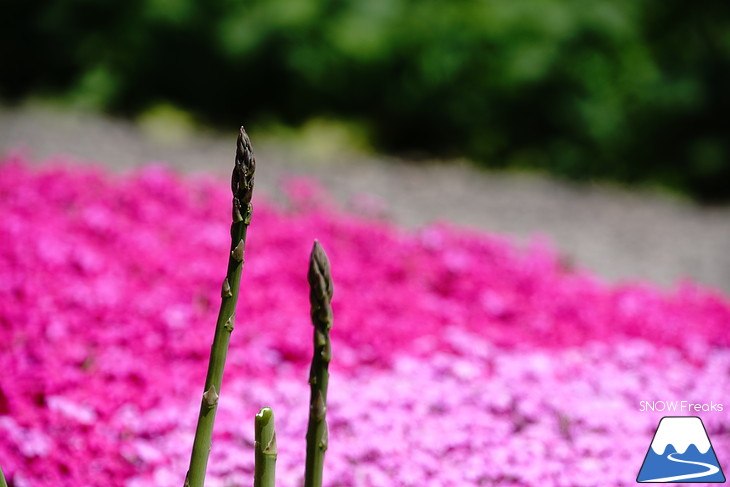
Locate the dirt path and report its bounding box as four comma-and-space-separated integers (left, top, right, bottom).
2, 105, 729, 293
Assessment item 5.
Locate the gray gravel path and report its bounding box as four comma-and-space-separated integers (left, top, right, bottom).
2, 105, 729, 293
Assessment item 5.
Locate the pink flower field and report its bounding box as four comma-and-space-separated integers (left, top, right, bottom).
0, 155, 728, 486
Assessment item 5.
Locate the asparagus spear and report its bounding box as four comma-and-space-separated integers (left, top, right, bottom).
254, 408, 277, 487
0, 465, 7, 487
304, 241, 334, 487
184, 127, 256, 487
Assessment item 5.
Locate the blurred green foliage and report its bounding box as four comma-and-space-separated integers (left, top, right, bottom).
2, 0, 729, 200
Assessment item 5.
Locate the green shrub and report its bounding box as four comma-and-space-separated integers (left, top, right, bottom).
2, 0, 729, 200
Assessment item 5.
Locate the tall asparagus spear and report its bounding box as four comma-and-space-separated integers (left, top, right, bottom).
0, 465, 8, 487
254, 408, 277, 487
304, 241, 334, 487
184, 127, 256, 487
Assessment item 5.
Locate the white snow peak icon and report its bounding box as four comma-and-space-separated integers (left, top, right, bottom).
637, 416, 725, 483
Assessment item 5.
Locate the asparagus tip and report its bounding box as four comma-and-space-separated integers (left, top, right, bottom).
255, 407, 274, 426
233, 127, 256, 205
308, 241, 333, 302
256, 408, 278, 456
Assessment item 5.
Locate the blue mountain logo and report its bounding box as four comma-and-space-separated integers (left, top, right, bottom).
637, 416, 725, 483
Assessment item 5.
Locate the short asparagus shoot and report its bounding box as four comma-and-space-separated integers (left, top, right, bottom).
254, 408, 277, 487
184, 127, 256, 487
304, 241, 334, 487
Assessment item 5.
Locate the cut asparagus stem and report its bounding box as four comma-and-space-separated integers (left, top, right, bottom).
0, 465, 7, 487
254, 408, 277, 487
184, 127, 256, 487
304, 241, 334, 487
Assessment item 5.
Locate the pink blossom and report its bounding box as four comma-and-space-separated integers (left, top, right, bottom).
0, 157, 728, 486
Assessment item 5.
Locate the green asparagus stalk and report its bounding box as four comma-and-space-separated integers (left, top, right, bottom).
184, 127, 256, 487
304, 241, 334, 487
254, 408, 277, 487
0, 465, 7, 487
